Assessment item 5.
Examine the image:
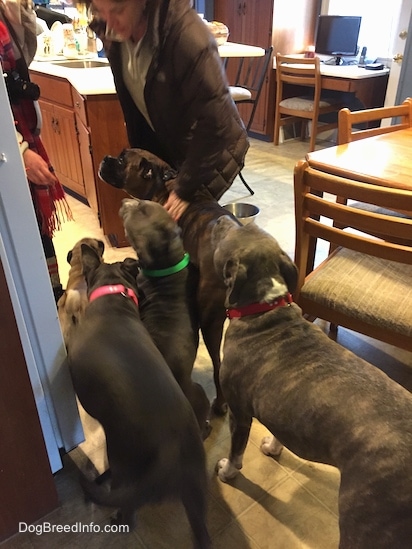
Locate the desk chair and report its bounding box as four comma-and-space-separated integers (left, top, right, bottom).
274, 54, 342, 152
338, 97, 412, 144
293, 159, 412, 352
227, 46, 273, 195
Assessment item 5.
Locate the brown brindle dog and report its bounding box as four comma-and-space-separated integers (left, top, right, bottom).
99, 149, 240, 414
212, 216, 412, 549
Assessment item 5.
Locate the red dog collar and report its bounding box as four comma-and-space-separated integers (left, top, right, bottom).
227, 293, 293, 319
89, 284, 138, 306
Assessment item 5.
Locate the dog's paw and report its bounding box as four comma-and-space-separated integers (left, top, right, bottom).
110, 509, 136, 530
260, 435, 283, 458
211, 398, 228, 417
215, 458, 241, 482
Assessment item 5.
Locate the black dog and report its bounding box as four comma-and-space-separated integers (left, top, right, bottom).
66, 245, 211, 548
212, 216, 412, 549
119, 198, 211, 438
99, 148, 241, 415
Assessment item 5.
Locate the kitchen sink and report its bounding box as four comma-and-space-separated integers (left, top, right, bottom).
51, 60, 108, 68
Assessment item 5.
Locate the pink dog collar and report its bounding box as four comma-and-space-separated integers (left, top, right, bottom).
227, 293, 293, 319
89, 284, 138, 306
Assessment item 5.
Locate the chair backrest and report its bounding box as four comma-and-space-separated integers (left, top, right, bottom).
275, 54, 323, 107
338, 97, 412, 144
227, 46, 273, 130
293, 159, 412, 293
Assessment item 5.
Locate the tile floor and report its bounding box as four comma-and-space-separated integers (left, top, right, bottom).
2, 136, 412, 548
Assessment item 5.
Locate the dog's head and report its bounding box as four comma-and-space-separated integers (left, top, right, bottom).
119, 198, 184, 269
67, 238, 105, 267
211, 216, 298, 308
80, 244, 140, 295
99, 149, 177, 204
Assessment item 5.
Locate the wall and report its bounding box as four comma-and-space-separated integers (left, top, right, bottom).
321, 0, 403, 62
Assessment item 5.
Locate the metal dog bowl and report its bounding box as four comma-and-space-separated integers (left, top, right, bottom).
223, 202, 260, 225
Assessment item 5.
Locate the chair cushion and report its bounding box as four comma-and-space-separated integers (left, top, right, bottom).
300, 247, 412, 336
229, 86, 252, 101
279, 95, 338, 111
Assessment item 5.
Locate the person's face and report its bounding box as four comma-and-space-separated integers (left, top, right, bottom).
91, 0, 147, 42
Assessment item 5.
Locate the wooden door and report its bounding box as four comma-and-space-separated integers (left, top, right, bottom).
0, 261, 58, 542
38, 99, 58, 167
395, 7, 412, 104
53, 103, 85, 197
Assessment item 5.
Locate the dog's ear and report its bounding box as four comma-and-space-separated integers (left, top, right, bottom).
222, 257, 247, 307
81, 244, 102, 277
97, 239, 105, 257
122, 257, 140, 279
67, 250, 73, 264
279, 251, 299, 294
212, 215, 239, 248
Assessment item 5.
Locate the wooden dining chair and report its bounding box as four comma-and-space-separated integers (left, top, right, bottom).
338, 97, 412, 144
274, 54, 343, 152
226, 46, 273, 195
293, 158, 412, 352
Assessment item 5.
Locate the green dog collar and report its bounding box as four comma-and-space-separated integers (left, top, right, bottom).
141, 252, 190, 277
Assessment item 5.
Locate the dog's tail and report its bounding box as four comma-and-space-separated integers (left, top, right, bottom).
64, 289, 87, 319
80, 451, 179, 511
80, 474, 138, 509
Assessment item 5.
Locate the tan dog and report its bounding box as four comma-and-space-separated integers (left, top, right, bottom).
57, 238, 105, 348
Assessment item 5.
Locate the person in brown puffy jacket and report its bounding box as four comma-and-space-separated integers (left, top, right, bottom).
87, 0, 249, 220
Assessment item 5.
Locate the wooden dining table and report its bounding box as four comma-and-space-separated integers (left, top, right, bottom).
306, 127, 412, 192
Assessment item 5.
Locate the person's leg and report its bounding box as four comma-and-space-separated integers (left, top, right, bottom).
41, 233, 64, 302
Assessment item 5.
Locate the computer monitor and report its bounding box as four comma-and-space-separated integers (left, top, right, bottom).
315, 15, 362, 65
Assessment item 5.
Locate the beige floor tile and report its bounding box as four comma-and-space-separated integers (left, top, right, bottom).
234, 475, 340, 549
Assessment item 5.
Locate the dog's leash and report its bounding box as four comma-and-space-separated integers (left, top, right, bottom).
227, 293, 293, 319
140, 252, 190, 278
89, 284, 139, 306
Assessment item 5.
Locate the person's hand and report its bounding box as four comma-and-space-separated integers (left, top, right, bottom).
163, 190, 189, 221
22, 149, 58, 187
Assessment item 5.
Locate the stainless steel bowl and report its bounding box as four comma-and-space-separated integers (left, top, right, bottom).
223, 202, 260, 225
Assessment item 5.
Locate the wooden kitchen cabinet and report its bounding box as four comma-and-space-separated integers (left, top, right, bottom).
30, 73, 87, 198
30, 70, 130, 247
39, 98, 85, 197
214, 0, 319, 139
215, 0, 273, 136
76, 93, 129, 247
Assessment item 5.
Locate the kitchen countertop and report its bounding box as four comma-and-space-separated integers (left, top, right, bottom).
29, 57, 116, 95
30, 40, 265, 95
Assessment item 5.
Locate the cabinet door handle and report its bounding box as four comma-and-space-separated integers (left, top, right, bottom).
243, 1, 247, 15
237, 2, 242, 16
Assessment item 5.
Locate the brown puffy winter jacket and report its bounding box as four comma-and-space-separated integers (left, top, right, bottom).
105, 0, 249, 201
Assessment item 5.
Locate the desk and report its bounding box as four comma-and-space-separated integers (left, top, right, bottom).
306, 127, 412, 191
273, 59, 390, 110
319, 65, 390, 110
219, 42, 265, 58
